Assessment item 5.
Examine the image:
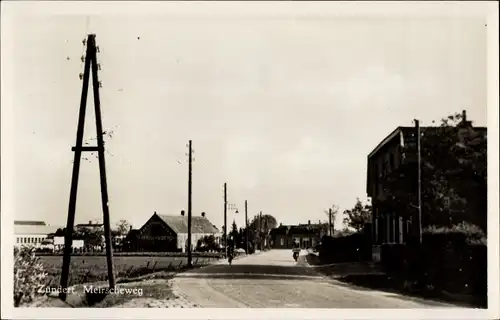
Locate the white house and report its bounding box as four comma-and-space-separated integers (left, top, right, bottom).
14, 220, 61, 248
53, 236, 85, 252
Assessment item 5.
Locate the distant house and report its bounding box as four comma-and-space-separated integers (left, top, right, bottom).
76, 221, 104, 231
270, 221, 326, 249
269, 224, 290, 249
14, 220, 62, 248
123, 229, 140, 252
134, 211, 221, 252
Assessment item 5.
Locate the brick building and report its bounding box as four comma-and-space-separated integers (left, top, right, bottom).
367, 111, 486, 258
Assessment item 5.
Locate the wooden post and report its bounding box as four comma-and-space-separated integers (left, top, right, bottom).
224, 183, 227, 257
59, 34, 115, 301
187, 140, 193, 267
91, 35, 115, 290
328, 208, 332, 236
245, 200, 248, 254
415, 119, 423, 244
259, 211, 262, 251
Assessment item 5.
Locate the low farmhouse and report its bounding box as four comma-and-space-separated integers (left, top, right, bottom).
134, 211, 221, 252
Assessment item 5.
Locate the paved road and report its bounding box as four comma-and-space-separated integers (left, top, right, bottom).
172, 249, 460, 308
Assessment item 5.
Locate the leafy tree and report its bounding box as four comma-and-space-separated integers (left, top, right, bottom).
249, 214, 277, 233
249, 214, 277, 250
230, 220, 239, 242
324, 204, 339, 236
384, 111, 487, 231
78, 226, 104, 249
343, 198, 372, 232
115, 219, 131, 235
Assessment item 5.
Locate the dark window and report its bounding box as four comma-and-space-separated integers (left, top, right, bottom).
383, 160, 389, 176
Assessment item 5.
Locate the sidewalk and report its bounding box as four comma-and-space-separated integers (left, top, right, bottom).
301, 251, 485, 308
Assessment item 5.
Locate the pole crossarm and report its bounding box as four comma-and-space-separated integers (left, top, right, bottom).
71, 146, 103, 152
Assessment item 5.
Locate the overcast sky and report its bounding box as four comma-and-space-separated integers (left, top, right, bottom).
2, 3, 489, 231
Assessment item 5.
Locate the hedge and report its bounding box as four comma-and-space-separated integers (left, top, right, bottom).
380, 240, 487, 298
318, 233, 372, 264
36, 251, 225, 258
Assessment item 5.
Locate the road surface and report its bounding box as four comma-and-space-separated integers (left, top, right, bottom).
172, 249, 460, 308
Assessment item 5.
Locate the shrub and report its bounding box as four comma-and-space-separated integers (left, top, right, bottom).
14, 246, 48, 307
380, 242, 487, 299
423, 222, 487, 245
319, 233, 372, 263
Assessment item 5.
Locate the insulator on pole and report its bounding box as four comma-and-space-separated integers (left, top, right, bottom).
79, 73, 83, 80
81, 56, 85, 62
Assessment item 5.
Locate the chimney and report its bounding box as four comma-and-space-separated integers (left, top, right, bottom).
201, 212, 206, 217
308, 220, 311, 225
89, 220, 92, 225
279, 223, 282, 227
129, 225, 132, 232
462, 110, 467, 122
181, 210, 185, 216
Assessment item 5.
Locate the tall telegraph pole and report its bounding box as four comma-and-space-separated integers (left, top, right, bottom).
328, 208, 332, 236
60, 34, 115, 301
259, 211, 262, 251
224, 182, 227, 257
187, 140, 193, 267
245, 200, 248, 254
415, 120, 423, 244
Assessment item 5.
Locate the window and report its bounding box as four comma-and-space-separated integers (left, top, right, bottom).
17, 238, 20, 243
389, 153, 395, 170
280, 238, 284, 246
382, 160, 389, 176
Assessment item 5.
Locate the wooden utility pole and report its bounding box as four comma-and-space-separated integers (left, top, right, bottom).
328, 208, 332, 236
245, 200, 248, 254
415, 119, 423, 244
224, 182, 227, 257
60, 34, 115, 301
187, 140, 193, 267
259, 211, 262, 251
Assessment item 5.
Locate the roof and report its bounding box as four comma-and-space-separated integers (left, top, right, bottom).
14, 224, 62, 235
76, 224, 104, 228
156, 214, 220, 234
289, 224, 322, 235
367, 124, 487, 160
14, 220, 46, 226
270, 226, 289, 236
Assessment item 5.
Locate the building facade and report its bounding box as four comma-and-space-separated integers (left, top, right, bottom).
367, 111, 486, 261
14, 220, 61, 248
270, 221, 326, 249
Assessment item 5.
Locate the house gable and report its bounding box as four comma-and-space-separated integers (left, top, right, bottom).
138, 213, 177, 239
